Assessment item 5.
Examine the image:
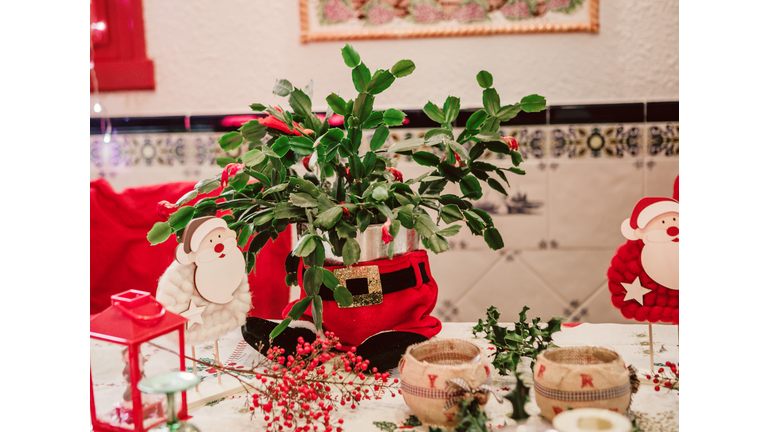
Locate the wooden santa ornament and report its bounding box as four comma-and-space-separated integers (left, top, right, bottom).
174, 216, 246, 304
608, 197, 679, 324
607, 193, 679, 372
155, 216, 251, 389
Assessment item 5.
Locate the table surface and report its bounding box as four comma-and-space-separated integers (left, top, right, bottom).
182, 322, 679, 432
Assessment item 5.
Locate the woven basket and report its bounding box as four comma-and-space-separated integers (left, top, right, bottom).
533, 346, 631, 421
398, 339, 491, 426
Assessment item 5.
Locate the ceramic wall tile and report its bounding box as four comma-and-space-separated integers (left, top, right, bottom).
427, 249, 504, 322
516, 249, 618, 314
549, 124, 644, 160
575, 281, 631, 324
644, 122, 679, 198
548, 158, 645, 249
449, 251, 569, 324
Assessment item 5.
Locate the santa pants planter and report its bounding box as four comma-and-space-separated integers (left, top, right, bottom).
288, 248, 442, 348
243, 226, 442, 371
533, 346, 632, 421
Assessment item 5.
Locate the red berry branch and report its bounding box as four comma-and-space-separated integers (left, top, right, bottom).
645, 361, 679, 392
155, 331, 400, 432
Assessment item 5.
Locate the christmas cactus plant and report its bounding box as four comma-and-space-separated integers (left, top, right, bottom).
147, 44, 546, 337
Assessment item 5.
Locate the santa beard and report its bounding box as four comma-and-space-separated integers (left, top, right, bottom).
640, 230, 679, 290
193, 238, 246, 303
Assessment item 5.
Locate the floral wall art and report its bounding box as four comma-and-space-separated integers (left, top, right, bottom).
300, 0, 599, 42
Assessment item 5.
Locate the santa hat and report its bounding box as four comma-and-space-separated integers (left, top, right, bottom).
175, 216, 228, 264
621, 197, 679, 240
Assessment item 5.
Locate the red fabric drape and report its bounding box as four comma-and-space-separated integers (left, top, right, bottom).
90, 178, 291, 318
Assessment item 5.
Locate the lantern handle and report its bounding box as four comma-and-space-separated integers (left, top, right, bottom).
114, 302, 166, 325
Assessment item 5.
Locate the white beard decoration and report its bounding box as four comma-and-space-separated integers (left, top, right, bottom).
156, 260, 251, 346
154, 216, 252, 345
193, 237, 245, 304
640, 231, 679, 290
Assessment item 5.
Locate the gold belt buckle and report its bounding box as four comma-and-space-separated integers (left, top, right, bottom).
332, 265, 383, 308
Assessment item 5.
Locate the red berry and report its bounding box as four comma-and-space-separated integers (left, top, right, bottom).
654, 385, 660, 391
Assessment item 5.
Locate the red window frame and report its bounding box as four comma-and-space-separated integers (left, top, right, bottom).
90, 0, 155, 91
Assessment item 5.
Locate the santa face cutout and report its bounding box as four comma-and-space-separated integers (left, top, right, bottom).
175, 216, 246, 304
608, 196, 679, 324
620, 199, 679, 290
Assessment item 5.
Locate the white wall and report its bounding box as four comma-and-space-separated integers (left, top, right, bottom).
90, 0, 678, 117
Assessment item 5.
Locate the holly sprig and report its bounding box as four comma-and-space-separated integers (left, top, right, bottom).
472, 306, 563, 376
472, 306, 564, 420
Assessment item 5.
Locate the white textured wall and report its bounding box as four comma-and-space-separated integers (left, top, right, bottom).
91, 0, 678, 117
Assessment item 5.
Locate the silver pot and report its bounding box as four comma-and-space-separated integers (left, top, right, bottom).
297, 223, 420, 265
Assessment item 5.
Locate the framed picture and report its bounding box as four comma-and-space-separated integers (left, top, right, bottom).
299, 0, 599, 43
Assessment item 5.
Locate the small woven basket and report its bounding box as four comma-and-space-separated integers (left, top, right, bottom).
533, 346, 631, 421
399, 339, 491, 426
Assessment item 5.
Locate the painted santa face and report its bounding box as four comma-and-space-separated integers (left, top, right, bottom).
635, 212, 679, 244
193, 227, 238, 264
637, 211, 679, 290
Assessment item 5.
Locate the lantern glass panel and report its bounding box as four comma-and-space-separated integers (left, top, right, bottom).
91, 330, 184, 430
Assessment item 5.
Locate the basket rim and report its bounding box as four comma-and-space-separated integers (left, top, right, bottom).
403, 338, 483, 369
539, 345, 623, 367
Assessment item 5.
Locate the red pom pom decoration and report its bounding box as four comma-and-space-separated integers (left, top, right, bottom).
607, 240, 679, 325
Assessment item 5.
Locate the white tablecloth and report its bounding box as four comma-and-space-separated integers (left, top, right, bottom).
183, 322, 679, 431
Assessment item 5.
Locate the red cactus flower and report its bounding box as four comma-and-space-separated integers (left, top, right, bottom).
156, 200, 178, 222
441, 151, 466, 167
339, 202, 351, 218
258, 108, 314, 137
343, 167, 351, 178
302, 156, 311, 171
221, 163, 245, 188
381, 218, 394, 245
502, 136, 518, 151
385, 167, 403, 183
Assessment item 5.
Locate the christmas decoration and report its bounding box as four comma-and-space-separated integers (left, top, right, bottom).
399, 338, 498, 426
90, 290, 190, 432
146, 43, 546, 370
532, 346, 635, 421
154, 330, 400, 432
608, 196, 679, 325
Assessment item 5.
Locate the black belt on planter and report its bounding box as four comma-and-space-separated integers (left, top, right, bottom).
317, 262, 431, 308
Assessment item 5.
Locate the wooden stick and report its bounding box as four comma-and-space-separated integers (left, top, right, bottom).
215, 339, 222, 385
191, 345, 199, 392
648, 323, 655, 373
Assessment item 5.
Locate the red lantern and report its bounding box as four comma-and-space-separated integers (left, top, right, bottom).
91, 290, 190, 432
